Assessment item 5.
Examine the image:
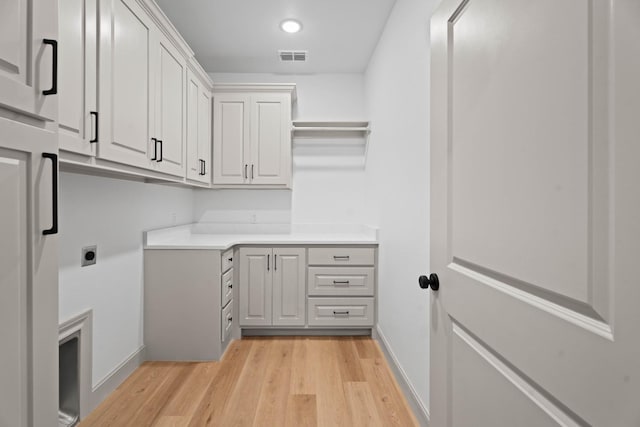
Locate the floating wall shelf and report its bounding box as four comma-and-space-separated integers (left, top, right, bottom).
292, 120, 371, 138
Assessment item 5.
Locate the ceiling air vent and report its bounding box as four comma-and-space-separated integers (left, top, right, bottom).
278, 50, 307, 62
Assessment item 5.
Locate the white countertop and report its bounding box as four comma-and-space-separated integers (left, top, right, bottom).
144, 223, 378, 250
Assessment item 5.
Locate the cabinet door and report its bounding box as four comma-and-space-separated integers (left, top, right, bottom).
0, 0, 57, 121
186, 72, 211, 184
58, 0, 97, 156
272, 248, 306, 326
212, 93, 250, 185
249, 94, 291, 186
197, 89, 212, 183
97, 0, 154, 169
239, 248, 272, 326
0, 119, 58, 427
153, 35, 185, 177
186, 73, 200, 181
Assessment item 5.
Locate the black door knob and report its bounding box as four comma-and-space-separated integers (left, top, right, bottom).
418, 274, 439, 291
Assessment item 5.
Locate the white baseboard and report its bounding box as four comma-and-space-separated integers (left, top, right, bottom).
375, 325, 430, 427
90, 346, 146, 412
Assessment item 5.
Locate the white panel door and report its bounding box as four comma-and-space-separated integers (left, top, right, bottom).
0, 118, 58, 426
58, 0, 97, 156
429, 0, 640, 426
97, 0, 154, 170
239, 248, 273, 326
213, 93, 250, 184
197, 89, 212, 183
0, 0, 57, 121
272, 248, 306, 326
249, 94, 291, 185
153, 35, 185, 177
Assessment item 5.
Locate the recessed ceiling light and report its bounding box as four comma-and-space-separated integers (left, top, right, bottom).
280, 19, 302, 34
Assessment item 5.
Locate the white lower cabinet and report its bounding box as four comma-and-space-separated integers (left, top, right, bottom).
239, 245, 377, 330
239, 247, 306, 327
144, 249, 233, 360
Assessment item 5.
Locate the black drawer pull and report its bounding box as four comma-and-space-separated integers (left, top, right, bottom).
90, 111, 99, 143
333, 310, 350, 316
42, 153, 58, 235
42, 39, 58, 95
228, 257, 233, 262
157, 140, 163, 162
333, 280, 350, 285
333, 256, 350, 261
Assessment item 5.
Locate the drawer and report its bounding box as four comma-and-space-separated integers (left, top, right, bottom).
221, 248, 234, 272
221, 268, 233, 307
307, 297, 374, 327
222, 299, 233, 343
308, 247, 375, 266
308, 267, 375, 297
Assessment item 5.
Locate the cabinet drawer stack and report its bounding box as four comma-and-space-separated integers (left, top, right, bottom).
221, 248, 234, 343
307, 247, 376, 327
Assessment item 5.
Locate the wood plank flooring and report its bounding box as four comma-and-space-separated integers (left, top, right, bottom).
80, 337, 418, 427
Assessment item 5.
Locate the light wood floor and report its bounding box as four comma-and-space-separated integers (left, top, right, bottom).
80, 336, 418, 427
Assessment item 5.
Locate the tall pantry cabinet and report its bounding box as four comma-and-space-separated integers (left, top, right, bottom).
0, 1, 59, 426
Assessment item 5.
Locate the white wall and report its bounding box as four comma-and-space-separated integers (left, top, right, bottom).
195, 73, 368, 225
58, 173, 194, 386
364, 0, 440, 415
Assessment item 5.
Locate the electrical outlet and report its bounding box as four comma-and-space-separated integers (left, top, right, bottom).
81, 246, 97, 267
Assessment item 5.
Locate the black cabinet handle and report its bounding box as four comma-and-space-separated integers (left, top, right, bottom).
151, 138, 158, 160
333, 280, 350, 285
42, 153, 58, 235
228, 257, 233, 262
244, 164, 248, 179
199, 159, 206, 176
274, 254, 277, 271
157, 140, 163, 162
90, 111, 98, 143
42, 39, 58, 95
251, 164, 254, 179
333, 255, 350, 261
333, 311, 349, 316
267, 254, 270, 271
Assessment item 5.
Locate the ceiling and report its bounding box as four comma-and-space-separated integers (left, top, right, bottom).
154, 0, 397, 74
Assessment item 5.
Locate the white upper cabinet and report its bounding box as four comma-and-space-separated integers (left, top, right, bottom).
212, 93, 250, 185
58, 0, 98, 156
152, 34, 186, 177
186, 68, 212, 184
0, 0, 58, 121
250, 94, 292, 185
97, 0, 156, 170
212, 84, 295, 188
